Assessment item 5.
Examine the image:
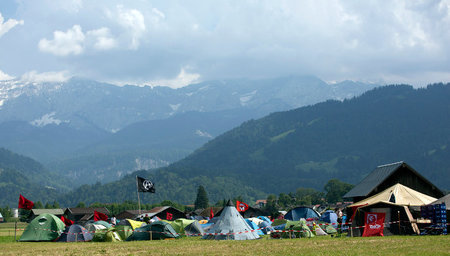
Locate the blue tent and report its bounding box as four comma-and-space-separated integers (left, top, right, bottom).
258, 221, 274, 234
319, 210, 338, 228
245, 219, 264, 235
284, 207, 320, 221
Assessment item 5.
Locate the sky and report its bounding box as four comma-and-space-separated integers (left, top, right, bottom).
0, 0, 450, 88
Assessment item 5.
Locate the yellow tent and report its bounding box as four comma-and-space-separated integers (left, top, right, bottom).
349, 183, 437, 207
118, 219, 145, 230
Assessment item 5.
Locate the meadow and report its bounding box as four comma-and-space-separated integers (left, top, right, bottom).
0, 235, 449, 256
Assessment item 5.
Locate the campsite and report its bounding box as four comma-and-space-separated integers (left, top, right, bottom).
0, 162, 449, 255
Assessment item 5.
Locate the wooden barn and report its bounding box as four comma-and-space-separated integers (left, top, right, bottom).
64, 207, 110, 223
136, 206, 185, 221
344, 161, 444, 203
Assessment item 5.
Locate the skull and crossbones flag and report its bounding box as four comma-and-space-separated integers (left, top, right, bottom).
137, 176, 155, 193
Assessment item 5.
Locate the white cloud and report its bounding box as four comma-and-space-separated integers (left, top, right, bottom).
0, 12, 24, 38
87, 27, 117, 50
0, 69, 14, 80
147, 67, 201, 89
38, 25, 85, 56
20, 70, 71, 83
116, 5, 146, 49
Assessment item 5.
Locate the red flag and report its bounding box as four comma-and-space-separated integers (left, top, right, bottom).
236, 201, 249, 212
18, 194, 34, 210
362, 212, 385, 237
210, 207, 214, 219
94, 210, 108, 221
166, 212, 173, 220
60, 216, 74, 226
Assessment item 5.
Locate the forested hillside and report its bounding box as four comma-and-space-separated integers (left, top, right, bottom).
0, 148, 64, 206
58, 83, 450, 206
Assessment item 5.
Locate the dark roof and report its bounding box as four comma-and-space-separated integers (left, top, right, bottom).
66, 207, 110, 215
344, 161, 443, 199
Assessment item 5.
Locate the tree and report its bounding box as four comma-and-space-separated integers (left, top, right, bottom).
76, 202, 86, 208
194, 185, 209, 209
34, 201, 44, 209
324, 179, 354, 203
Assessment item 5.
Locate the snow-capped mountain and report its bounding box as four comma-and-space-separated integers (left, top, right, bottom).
0, 75, 379, 186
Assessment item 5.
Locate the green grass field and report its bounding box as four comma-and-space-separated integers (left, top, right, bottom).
0, 235, 449, 256
0, 222, 26, 237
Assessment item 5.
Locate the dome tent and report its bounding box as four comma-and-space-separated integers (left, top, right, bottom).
20, 213, 65, 242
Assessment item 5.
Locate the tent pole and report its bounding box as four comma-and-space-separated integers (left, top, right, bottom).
136, 176, 141, 215
14, 220, 17, 242
398, 211, 401, 235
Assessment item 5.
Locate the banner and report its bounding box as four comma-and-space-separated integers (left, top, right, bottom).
94, 210, 108, 222
236, 201, 249, 212
18, 194, 34, 210
166, 212, 173, 220
210, 207, 214, 219
362, 212, 385, 237
137, 176, 155, 193
60, 216, 74, 226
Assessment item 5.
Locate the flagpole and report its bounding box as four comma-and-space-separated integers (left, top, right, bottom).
136, 176, 141, 215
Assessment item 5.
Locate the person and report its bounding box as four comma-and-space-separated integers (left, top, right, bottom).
110, 216, 117, 225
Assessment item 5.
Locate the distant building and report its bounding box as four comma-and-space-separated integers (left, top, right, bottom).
116, 210, 153, 220
136, 206, 185, 220
344, 161, 444, 203
29, 209, 64, 221
254, 200, 267, 209
64, 207, 110, 224
0, 212, 4, 222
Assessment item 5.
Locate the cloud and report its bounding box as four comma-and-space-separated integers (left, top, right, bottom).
146, 67, 201, 89
38, 25, 85, 56
0, 69, 14, 80
87, 27, 117, 50
20, 70, 71, 83
0, 12, 24, 38
116, 5, 146, 49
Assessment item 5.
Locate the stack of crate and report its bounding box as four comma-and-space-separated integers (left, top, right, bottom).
421, 203, 447, 235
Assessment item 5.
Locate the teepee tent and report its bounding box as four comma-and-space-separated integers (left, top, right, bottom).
202, 200, 260, 240
19, 213, 66, 242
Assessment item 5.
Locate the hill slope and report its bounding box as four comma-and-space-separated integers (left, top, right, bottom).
59, 83, 450, 205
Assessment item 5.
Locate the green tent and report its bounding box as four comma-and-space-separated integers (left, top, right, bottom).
165, 219, 204, 236
19, 213, 66, 242
127, 221, 180, 241
115, 225, 134, 241
282, 220, 314, 238
92, 227, 121, 242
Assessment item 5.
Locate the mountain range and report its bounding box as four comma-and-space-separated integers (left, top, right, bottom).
1, 82, 449, 207
0, 76, 377, 186
57, 82, 450, 206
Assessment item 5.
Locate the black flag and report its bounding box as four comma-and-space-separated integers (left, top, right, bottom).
137, 176, 155, 193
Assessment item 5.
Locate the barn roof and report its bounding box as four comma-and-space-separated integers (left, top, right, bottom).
344, 161, 442, 199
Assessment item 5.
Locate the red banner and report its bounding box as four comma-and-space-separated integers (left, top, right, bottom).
60, 216, 74, 226
166, 212, 173, 220
94, 210, 108, 222
210, 207, 214, 219
236, 201, 249, 212
362, 212, 385, 237
18, 194, 34, 210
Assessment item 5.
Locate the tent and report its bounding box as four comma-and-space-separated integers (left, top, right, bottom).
19, 213, 66, 242
319, 210, 338, 228
165, 218, 205, 236
245, 219, 264, 235
57, 224, 93, 242
258, 221, 274, 234
349, 184, 437, 236
271, 220, 314, 238
92, 227, 121, 242
348, 183, 437, 208
202, 200, 260, 240
284, 207, 320, 221
117, 219, 145, 230
115, 225, 134, 241
127, 221, 179, 240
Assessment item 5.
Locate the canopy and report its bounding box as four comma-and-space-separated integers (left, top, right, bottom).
349, 183, 437, 208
